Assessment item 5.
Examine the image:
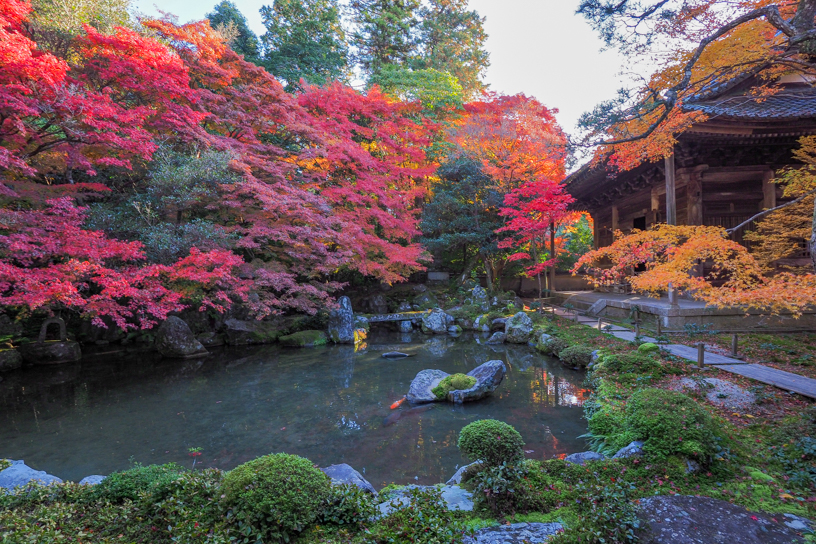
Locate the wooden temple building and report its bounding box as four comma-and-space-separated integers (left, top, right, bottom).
566, 75, 816, 256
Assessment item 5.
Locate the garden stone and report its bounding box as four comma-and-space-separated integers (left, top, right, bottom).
0, 349, 22, 372
398, 320, 413, 332
486, 332, 505, 344
421, 309, 449, 334
398, 301, 412, 312
636, 495, 807, 543
448, 325, 463, 335
783, 513, 812, 532
685, 459, 701, 474
588, 350, 601, 368
223, 318, 281, 345
446, 461, 482, 485
537, 332, 552, 346
464, 523, 564, 544
472, 285, 488, 300
474, 315, 491, 332
0, 460, 62, 490
413, 291, 439, 310
406, 369, 450, 403
448, 360, 506, 403
19, 317, 82, 365
78, 475, 106, 486
377, 484, 473, 516
490, 318, 507, 331
564, 451, 606, 465
279, 330, 328, 347
353, 315, 370, 332
366, 294, 389, 314
321, 464, 376, 495
674, 377, 756, 410
504, 312, 534, 344
328, 296, 355, 344
613, 441, 645, 459
155, 316, 207, 358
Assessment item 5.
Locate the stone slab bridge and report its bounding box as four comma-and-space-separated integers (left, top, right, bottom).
363, 312, 426, 323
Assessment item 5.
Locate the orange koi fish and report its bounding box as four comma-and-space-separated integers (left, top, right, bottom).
390, 397, 407, 410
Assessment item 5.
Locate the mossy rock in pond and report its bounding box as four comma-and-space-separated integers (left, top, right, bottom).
279, 330, 328, 347
432, 373, 477, 399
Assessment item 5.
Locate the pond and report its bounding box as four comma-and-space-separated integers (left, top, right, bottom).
0, 331, 589, 488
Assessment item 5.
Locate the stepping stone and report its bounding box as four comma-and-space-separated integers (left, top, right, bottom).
377, 484, 473, 516
464, 522, 563, 543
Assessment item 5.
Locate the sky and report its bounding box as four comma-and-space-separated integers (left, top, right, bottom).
133, 0, 630, 134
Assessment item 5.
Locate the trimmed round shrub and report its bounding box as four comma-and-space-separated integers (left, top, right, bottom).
458, 419, 525, 466
638, 342, 659, 353
222, 453, 332, 543
432, 373, 477, 399
90, 463, 185, 503
626, 388, 719, 460
558, 345, 595, 368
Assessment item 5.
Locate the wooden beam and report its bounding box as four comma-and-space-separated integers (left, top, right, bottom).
686, 165, 706, 226
611, 205, 619, 232
665, 153, 677, 225
762, 170, 776, 210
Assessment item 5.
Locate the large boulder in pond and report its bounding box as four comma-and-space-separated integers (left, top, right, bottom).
19, 341, 81, 365
406, 369, 450, 403
0, 349, 22, 372
504, 312, 534, 344
0, 460, 62, 490
279, 330, 328, 347
421, 309, 450, 334
406, 360, 506, 404
448, 360, 506, 403
223, 318, 282, 345
321, 464, 376, 494
155, 317, 208, 358
328, 296, 354, 344
413, 291, 438, 310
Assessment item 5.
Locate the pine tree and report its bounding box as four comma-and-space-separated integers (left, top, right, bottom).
259, 0, 348, 91
412, 0, 489, 98
206, 1, 260, 60
350, 0, 420, 79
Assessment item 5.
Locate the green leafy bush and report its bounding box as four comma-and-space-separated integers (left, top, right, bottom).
549, 478, 641, 544
320, 484, 376, 528
458, 419, 525, 467
558, 345, 594, 368
469, 461, 555, 517
627, 388, 720, 461
432, 373, 477, 399
373, 487, 471, 544
90, 462, 185, 504
222, 453, 331, 543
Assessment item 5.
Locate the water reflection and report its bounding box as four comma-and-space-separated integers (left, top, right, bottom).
0, 332, 588, 487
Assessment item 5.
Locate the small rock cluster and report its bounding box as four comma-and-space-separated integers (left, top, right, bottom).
406, 360, 507, 404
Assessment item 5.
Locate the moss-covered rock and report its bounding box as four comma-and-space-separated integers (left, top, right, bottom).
558, 345, 595, 369
279, 330, 328, 348
638, 342, 659, 353
432, 373, 477, 399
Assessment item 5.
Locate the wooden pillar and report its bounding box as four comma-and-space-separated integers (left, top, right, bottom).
686, 166, 705, 226
650, 186, 660, 225
591, 213, 600, 249
665, 153, 677, 225
611, 206, 619, 233
763, 170, 776, 210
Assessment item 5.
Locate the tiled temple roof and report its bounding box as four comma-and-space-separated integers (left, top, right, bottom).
684, 86, 816, 120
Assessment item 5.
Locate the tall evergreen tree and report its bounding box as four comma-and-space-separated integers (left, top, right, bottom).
206, 1, 260, 60
412, 0, 489, 98
259, 0, 348, 92
350, 0, 420, 79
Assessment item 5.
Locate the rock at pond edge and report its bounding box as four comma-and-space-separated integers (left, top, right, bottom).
321, 464, 376, 494
155, 317, 208, 358
328, 296, 355, 344
0, 460, 63, 490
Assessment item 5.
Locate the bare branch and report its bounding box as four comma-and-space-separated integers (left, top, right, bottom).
727, 188, 816, 235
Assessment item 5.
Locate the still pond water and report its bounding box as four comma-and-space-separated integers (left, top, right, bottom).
0, 332, 588, 488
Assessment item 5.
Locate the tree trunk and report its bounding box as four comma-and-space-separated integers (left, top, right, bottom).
484, 256, 494, 294
459, 251, 479, 285
793, 0, 816, 34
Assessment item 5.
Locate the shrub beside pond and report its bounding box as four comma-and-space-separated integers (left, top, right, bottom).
458, 419, 525, 467
222, 453, 332, 543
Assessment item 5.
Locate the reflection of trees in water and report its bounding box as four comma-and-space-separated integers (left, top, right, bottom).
527, 367, 590, 408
